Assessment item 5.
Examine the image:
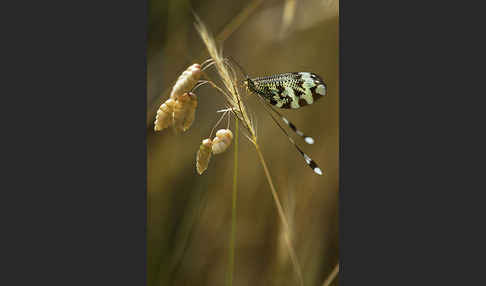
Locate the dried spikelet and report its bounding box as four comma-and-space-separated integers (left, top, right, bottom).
154, 63, 200, 132
182, 100, 197, 131
196, 138, 212, 175
211, 129, 233, 154
154, 98, 176, 131
170, 63, 201, 100
172, 92, 198, 132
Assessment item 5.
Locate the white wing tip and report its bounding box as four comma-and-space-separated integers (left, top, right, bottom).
305, 137, 315, 144
314, 168, 323, 175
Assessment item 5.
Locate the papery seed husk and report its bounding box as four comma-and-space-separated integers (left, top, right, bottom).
182, 93, 197, 131
170, 64, 201, 100
211, 129, 233, 154
196, 138, 212, 174
173, 92, 197, 132
154, 98, 176, 131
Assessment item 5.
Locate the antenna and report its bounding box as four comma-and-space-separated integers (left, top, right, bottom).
225, 56, 250, 79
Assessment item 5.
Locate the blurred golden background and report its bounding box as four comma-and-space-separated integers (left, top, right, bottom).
147, 0, 339, 285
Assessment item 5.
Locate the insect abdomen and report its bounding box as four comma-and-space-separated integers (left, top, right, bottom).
248, 72, 327, 109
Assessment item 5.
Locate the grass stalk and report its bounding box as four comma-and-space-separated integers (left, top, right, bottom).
216, 0, 264, 43
322, 262, 339, 286
253, 142, 304, 286
227, 120, 239, 286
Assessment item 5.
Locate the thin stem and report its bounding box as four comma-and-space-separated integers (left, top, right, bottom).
226, 109, 231, 129
209, 110, 229, 138
253, 142, 304, 286
191, 80, 210, 93
322, 262, 339, 286
216, 0, 264, 43
200, 58, 215, 69
203, 78, 253, 136
227, 119, 239, 286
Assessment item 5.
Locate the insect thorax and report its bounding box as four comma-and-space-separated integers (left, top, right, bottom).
247, 72, 326, 109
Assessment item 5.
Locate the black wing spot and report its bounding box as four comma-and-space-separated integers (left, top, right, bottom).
297, 80, 305, 90
263, 86, 272, 95
298, 98, 308, 107
294, 89, 304, 98
292, 72, 302, 79
310, 85, 322, 101
281, 100, 291, 109
287, 121, 297, 132
309, 160, 318, 170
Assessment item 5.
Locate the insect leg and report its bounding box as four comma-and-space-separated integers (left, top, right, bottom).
210, 108, 230, 138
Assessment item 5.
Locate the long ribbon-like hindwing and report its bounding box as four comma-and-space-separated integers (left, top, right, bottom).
256, 94, 323, 176
267, 104, 315, 144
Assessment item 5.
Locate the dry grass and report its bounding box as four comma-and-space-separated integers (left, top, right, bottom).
322, 262, 339, 286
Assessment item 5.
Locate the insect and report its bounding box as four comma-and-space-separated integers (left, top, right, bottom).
212, 58, 327, 175
243, 71, 327, 176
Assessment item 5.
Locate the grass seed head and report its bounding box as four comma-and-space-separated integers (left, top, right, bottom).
154, 98, 176, 131
154, 63, 200, 133
211, 129, 233, 154
196, 138, 213, 175
170, 63, 201, 100
172, 92, 198, 132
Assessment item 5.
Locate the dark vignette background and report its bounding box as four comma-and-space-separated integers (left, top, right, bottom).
3, 0, 480, 285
